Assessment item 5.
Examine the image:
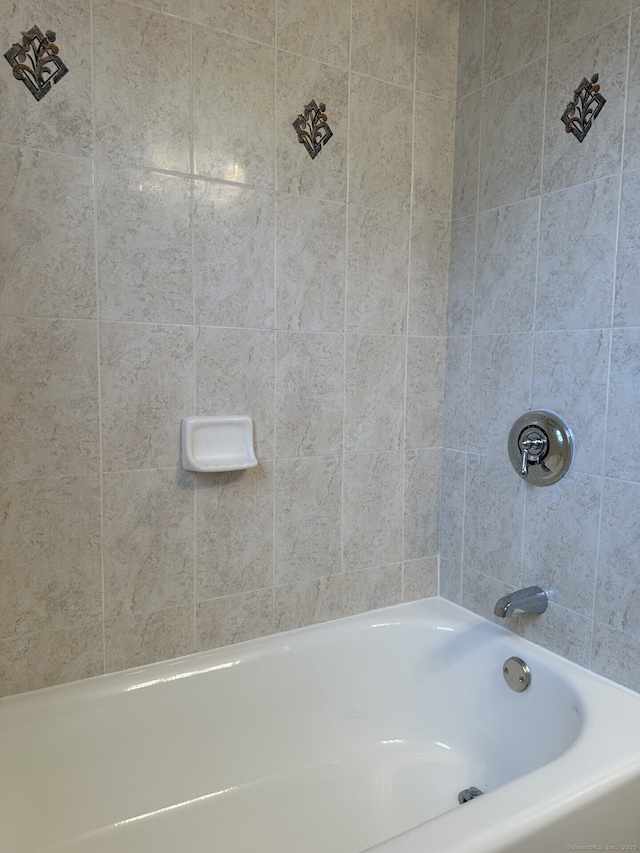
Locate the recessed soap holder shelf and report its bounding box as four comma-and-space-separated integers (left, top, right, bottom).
181, 416, 258, 472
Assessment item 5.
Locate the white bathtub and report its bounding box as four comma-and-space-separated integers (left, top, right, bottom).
1, 598, 639, 853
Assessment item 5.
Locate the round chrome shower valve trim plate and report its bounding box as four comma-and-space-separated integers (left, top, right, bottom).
508, 410, 573, 486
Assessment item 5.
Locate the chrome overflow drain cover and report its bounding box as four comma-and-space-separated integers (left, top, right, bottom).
458, 786, 484, 804
503, 656, 531, 692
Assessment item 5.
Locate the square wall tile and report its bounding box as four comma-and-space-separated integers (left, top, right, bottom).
591, 622, 640, 693
343, 565, 403, 616
441, 335, 471, 451
276, 193, 346, 333
0, 146, 96, 319
196, 326, 275, 461
104, 605, 194, 672
549, 0, 630, 52
103, 468, 195, 619
479, 59, 545, 211
99, 322, 194, 472
0, 0, 92, 157
197, 589, 274, 650
403, 557, 439, 601
93, 0, 190, 171
344, 335, 406, 453
343, 452, 403, 571
484, 0, 549, 84
194, 31, 275, 186
192, 0, 276, 43
97, 165, 193, 324
543, 17, 628, 195
412, 93, 455, 220
405, 336, 446, 450
0, 318, 99, 480
275, 332, 344, 457
623, 10, 640, 171
274, 576, 343, 632
446, 216, 476, 337
346, 207, 410, 335
0, 475, 101, 639
275, 455, 342, 584
452, 93, 481, 219
349, 74, 413, 214
351, 0, 416, 88
403, 448, 441, 560
276, 53, 349, 203
276, 0, 350, 67
196, 462, 274, 599
456, 0, 485, 97
614, 168, 640, 327
416, 0, 459, 99
193, 182, 275, 329
605, 328, 640, 483
537, 176, 619, 331
439, 449, 466, 563
408, 216, 451, 338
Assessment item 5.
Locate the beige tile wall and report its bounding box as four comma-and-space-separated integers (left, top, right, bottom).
443, 0, 640, 693
0, 0, 455, 694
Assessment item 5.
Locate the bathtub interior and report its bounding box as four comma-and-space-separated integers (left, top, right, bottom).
0, 599, 622, 853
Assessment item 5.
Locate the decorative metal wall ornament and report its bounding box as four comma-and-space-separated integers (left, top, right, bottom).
4, 26, 68, 101
561, 73, 605, 143
293, 100, 333, 159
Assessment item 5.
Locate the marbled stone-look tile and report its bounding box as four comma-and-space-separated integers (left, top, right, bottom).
276, 193, 346, 333
275, 455, 342, 584
404, 448, 441, 560
405, 336, 445, 450
614, 169, 640, 327
479, 59, 545, 211
403, 557, 439, 601
104, 605, 194, 673
595, 478, 640, 643
0, 476, 101, 638
591, 622, 640, 693
196, 590, 274, 651
343, 452, 404, 571
452, 93, 481, 220
413, 93, 455, 220
343, 564, 403, 617
275, 332, 344, 457
456, 0, 485, 97
276, 53, 349, 203
439, 557, 462, 604
466, 333, 532, 456
351, 0, 416, 88
511, 601, 592, 668
0, 624, 103, 697
97, 165, 192, 324
192, 0, 276, 43
441, 335, 471, 452
484, 0, 549, 84
446, 216, 476, 338
439, 449, 466, 563
196, 326, 275, 461
531, 329, 610, 476
605, 328, 640, 482
276, 0, 350, 66
93, 0, 190, 171
193, 182, 275, 329
0, 318, 99, 480
522, 471, 602, 616
274, 576, 343, 632
99, 322, 194, 472
543, 17, 628, 195
0, 0, 92, 157
346, 207, 410, 335
623, 11, 640, 172
409, 216, 450, 337
473, 198, 539, 335
538, 176, 619, 331
463, 453, 525, 582
0, 146, 96, 319
196, 463, 274, 599
103, 468, 195, 619
549, 0, 630, 52
416, 0, 459, 99
127, 0, 190, 17
193, 31, 275, 186
344, 335, 406, 453
349, 74, 413, 214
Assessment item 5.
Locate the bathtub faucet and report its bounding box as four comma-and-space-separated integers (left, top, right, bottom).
493, 586, 548, 618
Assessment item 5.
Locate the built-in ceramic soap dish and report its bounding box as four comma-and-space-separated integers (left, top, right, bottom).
181, 416, 258, 472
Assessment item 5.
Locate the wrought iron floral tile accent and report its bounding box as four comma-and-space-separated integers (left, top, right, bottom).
4, 26, 68, 101
561, 73, 605, 143
293, 100, 332, 159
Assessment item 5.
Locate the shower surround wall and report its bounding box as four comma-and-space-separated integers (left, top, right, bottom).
0, 0, 457, 695
442, 0, 640, 693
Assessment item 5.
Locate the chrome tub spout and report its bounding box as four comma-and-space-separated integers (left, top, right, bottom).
494, 586, 548, 618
